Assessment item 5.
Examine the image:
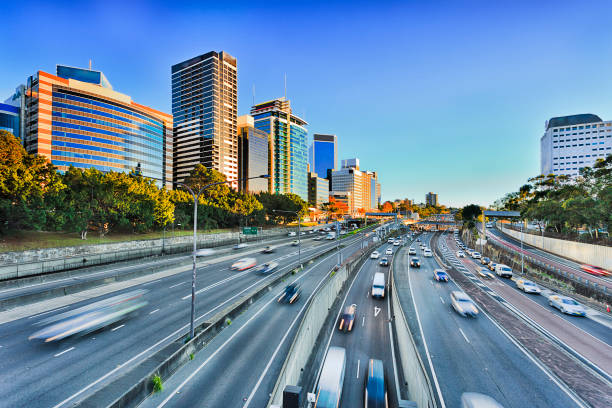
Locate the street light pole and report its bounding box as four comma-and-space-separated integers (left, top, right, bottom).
520, 219, 524, 275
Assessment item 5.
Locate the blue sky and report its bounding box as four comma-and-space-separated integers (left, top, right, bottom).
2, 0, 612, 207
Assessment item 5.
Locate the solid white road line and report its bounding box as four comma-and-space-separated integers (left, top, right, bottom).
54, 347, 75, 357
28, 306, 69, 319
356, 359, 360, 378
168, 282, 187, 289
440, 296, 445, 304
149, 309, 159, 315
459, 328, 470, 343
407, 246, 447, 408
142, 279, 161, 286
111, 324, 125, 332
362, 316, 366, 327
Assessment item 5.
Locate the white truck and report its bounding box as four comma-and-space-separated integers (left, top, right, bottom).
495, 264, 513, 278
371, 272, 386, 298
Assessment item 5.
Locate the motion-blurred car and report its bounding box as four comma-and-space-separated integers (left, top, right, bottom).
278, 283, 301, 304
262, 245, 274, 253
477, 267, 494, 279
481, 257, 491, 265
233, 243, 248, 250
29, 290, 148, 342
516, 278, 541, 294
313, 236, 323, 241
288, 231, 296, 237
423, 249, 432, 257
230, 257, 256, 271
495, 264, 513, 278
580, 264, 611, 277
385, 248, 393, 255
487, 262, 497, 271
451, 291, 479, 317
456, 251, 466, 258
408, 247, 416, 255
393, 240, 400, 246
471, 252, 481, 259
433, 269, 449, 282
410, 257, 421, 268
338, 304, 357, 332
370, 251, 380, 259
291, 240, 299, 246
195, 248, 215, 257
387, 238, 394, 243
253, 261, 279, 274
379, 257, 389, 267
461, 392, 504, 408
549, 295, 586, 316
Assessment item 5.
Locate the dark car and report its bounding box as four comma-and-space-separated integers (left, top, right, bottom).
338, 304, 357, 332
278, 283, 301, 304
379, 257, 389, 267
262, 245, 274, 253
481, 257, 490, 265
433, 269, 449, 282
410, 257, 421, 268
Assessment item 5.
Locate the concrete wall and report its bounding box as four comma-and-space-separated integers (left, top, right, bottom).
499, 225, 612, 270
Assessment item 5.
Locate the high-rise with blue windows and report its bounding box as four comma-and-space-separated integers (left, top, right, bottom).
309, 133, 337, 180
24, 65, 173, 188
1, 85, 25, 140
251, 98, 308, 201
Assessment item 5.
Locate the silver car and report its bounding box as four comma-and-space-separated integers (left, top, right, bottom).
549, 295, 586, 316
451, 291, 479, 317
516, 279, 541, 294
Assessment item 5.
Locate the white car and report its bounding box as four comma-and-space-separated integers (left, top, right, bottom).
423, 249, 432, 257
288, 231, 296, 237
393, 240, 400, 246
233, 243, 248, 250
495, 264, 513, 278
456, 251, 466, 258
408, 247, 416, 255
387, 238, 394, 243
549, 295, 586, 316
385, 248, 393, 255
471, 252, 481, 259
370, 251, 380, 259
230, 257, 257, 271
291, 240, 299, 246
516, 279, 541, 294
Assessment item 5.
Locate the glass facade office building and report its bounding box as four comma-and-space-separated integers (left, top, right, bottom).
0, 103, 20, 137
238, 115, 270, 193
309, 133, 337, 180
171, 51, 238, 186
24, 66, 173, 187
251, 98, 308, 201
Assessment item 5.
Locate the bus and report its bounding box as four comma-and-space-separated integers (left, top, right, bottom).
365, 359, 388, 408
315, 346, 346, 408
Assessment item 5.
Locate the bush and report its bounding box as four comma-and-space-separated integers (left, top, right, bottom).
152, 375, 163, 392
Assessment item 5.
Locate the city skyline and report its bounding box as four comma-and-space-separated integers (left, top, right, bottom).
3, 1, 612, 206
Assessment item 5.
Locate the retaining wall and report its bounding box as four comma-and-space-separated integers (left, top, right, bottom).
499, 224, 612, 270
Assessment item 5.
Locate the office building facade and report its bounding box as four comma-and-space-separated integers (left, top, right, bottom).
308, 172, 329, 208
331, 158, 380, 214
24, 66, 173, 187
251, 98, 308, 201
309, 133, 337, 180
426, 192, 438, 206
541, 114, 612, 177
172, 51, 238, 186
1, 85, 26, 140
237, 115, 270, 193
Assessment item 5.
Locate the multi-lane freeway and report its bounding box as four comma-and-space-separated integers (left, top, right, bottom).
394, 232, 583, 408
0, 231, 367, 408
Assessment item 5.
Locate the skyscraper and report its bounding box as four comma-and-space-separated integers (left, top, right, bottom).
426, 192, 438, 206
309, 133, 337, 180
251, 98, 308, 201
237, 115, 270, 193
171, 51, 238, 187
23, 65, 173, 187
540, 114, 612, 178
331, 158, 380, 214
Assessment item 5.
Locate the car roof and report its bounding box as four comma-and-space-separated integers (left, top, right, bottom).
452, 291, 471, 300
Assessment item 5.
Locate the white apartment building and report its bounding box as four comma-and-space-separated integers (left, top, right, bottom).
541, 114, 612, 177
331, 158, 380, 214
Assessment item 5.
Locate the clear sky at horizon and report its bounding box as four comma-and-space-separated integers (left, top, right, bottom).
2, 0, 612, 207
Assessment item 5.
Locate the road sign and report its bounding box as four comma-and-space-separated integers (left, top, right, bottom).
242, 226, 258, 235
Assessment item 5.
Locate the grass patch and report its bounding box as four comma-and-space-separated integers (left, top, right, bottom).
189, 353, 194, 360
152, 375, 163, 393
0, 228, 232, 253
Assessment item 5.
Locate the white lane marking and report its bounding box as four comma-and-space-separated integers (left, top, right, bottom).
149, 309, 159, 315
362, 316, 366, 326
356, 359, 360, 378
374, 306, 381, 317
50, 234, 365, 408
111, 324, 125, 332
160, 251, 340, 408
180, 272, 247, 300
459, 328, 470, 343
440, 297, 445, 304
169, 282, 187, 289
407, 249, 447, 408
142, 279, 161, 286
28, 306, 69, 319
54, 347, 75, 357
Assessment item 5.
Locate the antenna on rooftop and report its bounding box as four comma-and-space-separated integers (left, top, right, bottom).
89, 59, 92, 70
284, 73, 287, 99
252, 84, 255, 106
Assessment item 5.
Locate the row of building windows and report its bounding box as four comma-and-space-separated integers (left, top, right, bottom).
552, 123, 612, 132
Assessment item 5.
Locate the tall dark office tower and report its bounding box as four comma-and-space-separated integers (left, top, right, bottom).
171, 51, 238, 187
309, 133, 337, 180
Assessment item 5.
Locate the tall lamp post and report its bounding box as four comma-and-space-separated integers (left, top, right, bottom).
176, 174, 269, 340
273, 209, 303, 269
